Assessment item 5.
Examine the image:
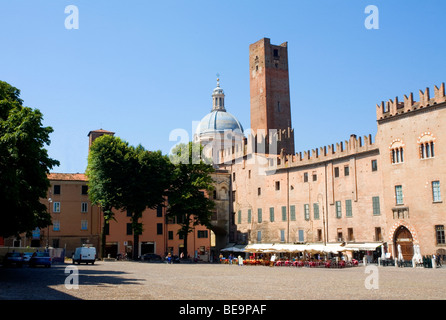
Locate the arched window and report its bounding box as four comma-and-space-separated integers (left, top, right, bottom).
418, 132, 435, 159
389, 140, 404, 164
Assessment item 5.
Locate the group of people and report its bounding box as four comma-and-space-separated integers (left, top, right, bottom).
219, 253, 244, 266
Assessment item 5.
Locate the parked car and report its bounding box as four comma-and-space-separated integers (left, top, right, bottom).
2, 252, 24, 267
23, 252, 33, 264
73, 247, 96, 264
29, 252, 52, 268
141, 253, 162, 262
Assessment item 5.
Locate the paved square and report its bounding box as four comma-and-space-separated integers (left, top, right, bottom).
1, 261, 445, 300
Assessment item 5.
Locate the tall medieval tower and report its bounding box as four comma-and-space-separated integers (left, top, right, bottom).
249, 38, 295, 155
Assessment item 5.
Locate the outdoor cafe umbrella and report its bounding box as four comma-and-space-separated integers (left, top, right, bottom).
412, 244, 422, 264
397, 244, 403, 261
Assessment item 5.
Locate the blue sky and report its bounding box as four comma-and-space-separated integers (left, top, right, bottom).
1, 0, 445, 173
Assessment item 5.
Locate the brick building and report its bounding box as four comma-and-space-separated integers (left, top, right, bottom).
196, 38, 446, 262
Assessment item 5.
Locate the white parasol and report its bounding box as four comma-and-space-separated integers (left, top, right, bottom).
381, 245, 386, 262
397, 244, 403, 261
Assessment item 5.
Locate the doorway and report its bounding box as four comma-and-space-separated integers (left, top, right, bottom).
394, 226, 413, 261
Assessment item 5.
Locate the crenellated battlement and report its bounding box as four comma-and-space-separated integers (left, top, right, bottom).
216, 128, 377, 170
271, 133, 377, 170
376, 83, 446, 121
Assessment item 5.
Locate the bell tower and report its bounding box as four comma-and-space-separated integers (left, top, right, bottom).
249, 38, 295, 154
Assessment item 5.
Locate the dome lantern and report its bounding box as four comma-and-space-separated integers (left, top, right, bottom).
212, 77, 226, 111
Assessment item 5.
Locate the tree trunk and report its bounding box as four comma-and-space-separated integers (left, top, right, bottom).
133, 232, 139, 260
101, 219, 107, 260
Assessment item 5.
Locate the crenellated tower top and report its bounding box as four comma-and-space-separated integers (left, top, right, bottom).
376, 83, 446, 121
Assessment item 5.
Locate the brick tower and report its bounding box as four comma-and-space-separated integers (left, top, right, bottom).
249, 38, 295, 155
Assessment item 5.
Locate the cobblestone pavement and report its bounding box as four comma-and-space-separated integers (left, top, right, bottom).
0, 261, 445, 300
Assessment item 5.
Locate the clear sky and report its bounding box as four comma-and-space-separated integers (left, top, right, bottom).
1, 0, 445, 173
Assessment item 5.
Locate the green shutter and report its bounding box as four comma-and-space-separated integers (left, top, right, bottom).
282, 206, 287, 221
290, 205, 296, 221
237, 210, 241, 224
269, 207, 275, 222
248, 209, 252, 223
258, 208, 262, 223
313, 203, 319, 220
336, 201, 342, 218
372, 197, 380, 215
345, 200, 352, 217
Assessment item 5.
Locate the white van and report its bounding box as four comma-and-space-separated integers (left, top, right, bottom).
73, 247, 96, 265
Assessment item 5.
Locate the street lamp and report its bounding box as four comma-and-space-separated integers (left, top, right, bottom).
47, 197, 52, 249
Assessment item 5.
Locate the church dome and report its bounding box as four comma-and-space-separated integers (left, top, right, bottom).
197, 110, 244, 135
196, 78, 244, 137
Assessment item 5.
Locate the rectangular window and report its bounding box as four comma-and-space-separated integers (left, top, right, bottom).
247, 209, 252, 223
436, 225, 445, 245
156, 206, 163, 217
290, 205, 296, 221
198, 230, 208, 238
168, 231, 173, 240
81, 185, 88, 195
275, 181, 280, 191
257, 188, 261, 196
53, 202, 60, 213
257, 208, 262, 223
248, 170, 251, 179
395, 185, 403, 205
269, 207, 275, 222
126, 223, 133, 235
344, 166, 349, 176
313, 203, 319, 220
375, 227, 382, 241
281, 206, 287, 221
371, 159, 378, 172
334, 167, 339, 178
53, 220, 60, 231
81, 220, 88, 230
433, 181, 441, 202
372, 196, 380, 215
348, 228, 354, 241
335, 201, 342, 218
53, 185, 61, 195
298, 230, 304, 242
157, 223, 163, 235
317, 229, 322, 242
257, 231, 262, 242
280, 230, 285, 242
304, 204, 310, 221
81, 202, 88, 213
238, 210, 242, 224
337, 229, 343, 242
312, 174, 317, 181
345, 199, 352, 217
232, 172, 236, 182
127, 210, 132, 217
303, 172, 308, 182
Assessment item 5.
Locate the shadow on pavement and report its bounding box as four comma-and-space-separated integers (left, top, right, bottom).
0, 263, 144, 300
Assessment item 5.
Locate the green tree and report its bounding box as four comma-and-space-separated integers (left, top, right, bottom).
86, 135, 172, 260
120, 145, 172, 260
86, 134, 131, 259
167, 142, 215, 259
0, 81, 59, 238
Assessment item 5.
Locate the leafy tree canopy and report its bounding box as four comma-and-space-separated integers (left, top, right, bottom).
0, 81, 59, 237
